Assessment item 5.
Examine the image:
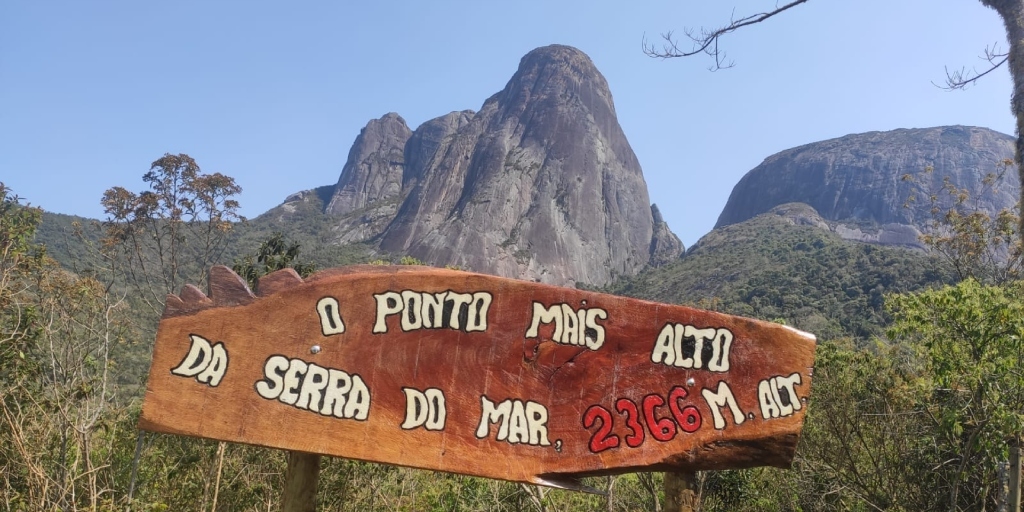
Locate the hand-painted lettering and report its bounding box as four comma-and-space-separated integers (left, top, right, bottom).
524, 301, 607, 350
668, 386, 702, 433
583, 385, 702, 453
651, 324, 733, 372
170, 334, 228, 387
642, 394, 677, 442
401, 387, 447, 431
701, 381, 745, 430
615, 398, 644, 448
254, 355, 370, 420
583, 405, 619, 452
758, 372, 803, 420
374, 290, 492, 334
373, 292, 403, 333
475, 396, 550, 446
316, 297, 346, 335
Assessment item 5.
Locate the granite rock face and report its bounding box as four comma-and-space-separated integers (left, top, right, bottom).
649, 205, 685, 266
715, 126, 1018, 248
766, 202, 926, 250
323, 113, 413, 243
301, 45, 681, 286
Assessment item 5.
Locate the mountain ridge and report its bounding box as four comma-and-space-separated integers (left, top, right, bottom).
274, 44, 683, 286
715, 126, 1018, 250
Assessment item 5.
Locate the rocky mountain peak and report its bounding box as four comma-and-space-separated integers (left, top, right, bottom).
275, 45, 682, 287
519, 44, 596, 71
650, 204, 686, 266
714, 126, 1018, 248
322, 113, 412, 242
325, 113, 411, 217
498, 46, 615, 116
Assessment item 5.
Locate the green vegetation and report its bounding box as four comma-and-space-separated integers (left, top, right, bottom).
891, 279, 1024, 508
8, 152, 1024, 510
691, 280, 1024, 511
100, 153, 244, 312
1, 184, 132, 510
223, 185, 377, 272
607, 211, 951, 341
912, 159, 1023, 285
232, 232, 316, 291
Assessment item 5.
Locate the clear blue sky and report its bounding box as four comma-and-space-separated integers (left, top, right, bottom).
1, 0, 1011, 248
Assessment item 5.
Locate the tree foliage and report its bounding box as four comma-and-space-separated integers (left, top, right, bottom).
232, 232, 315, 291
794, 339, 939, 511
889, 279, 1024, 509
910, 159, 1023, 284
0, 184, 128, 510
12, 146, 1024, 510
101, 154, 242, 314
0, 183, 46, 374
699, 279, 1024, 511
606, 210, 949, 341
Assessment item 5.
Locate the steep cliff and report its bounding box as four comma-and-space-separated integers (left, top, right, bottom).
287, 45, 682, 286
377, 45, 676, 286
323, 113, 412, 243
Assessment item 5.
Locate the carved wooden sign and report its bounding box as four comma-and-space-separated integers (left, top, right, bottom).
139, 265, 816, 489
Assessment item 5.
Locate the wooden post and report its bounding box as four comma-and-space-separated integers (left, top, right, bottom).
282, 452, 320, 512
663, 471, 698, 512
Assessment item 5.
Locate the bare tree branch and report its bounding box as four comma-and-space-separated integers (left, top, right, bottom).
642, 0, 810, 70
938, 43, 1009, 90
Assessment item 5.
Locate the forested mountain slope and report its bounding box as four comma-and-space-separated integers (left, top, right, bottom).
607, 204, 952, 340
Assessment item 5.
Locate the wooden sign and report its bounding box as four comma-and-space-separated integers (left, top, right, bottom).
139, 265, 816, 489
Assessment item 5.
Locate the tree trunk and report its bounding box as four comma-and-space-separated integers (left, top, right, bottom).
980, 0, 1024, 233
1011, 442, 1022, 512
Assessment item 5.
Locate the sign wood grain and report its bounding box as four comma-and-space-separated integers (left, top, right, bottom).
139, 265, 816, 489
